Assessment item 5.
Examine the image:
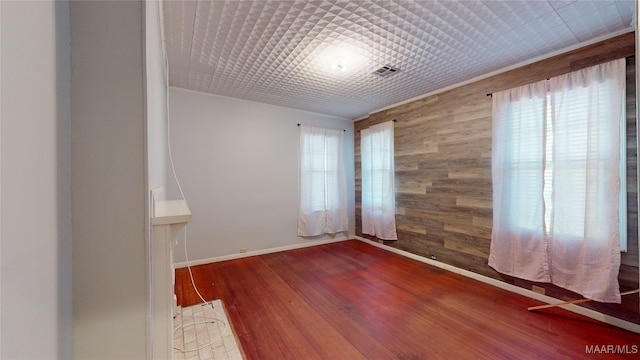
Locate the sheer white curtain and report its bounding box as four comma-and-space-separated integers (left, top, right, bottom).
490, 58, 625, 302
298, 125, 348, 236
548, 59, 625, 302
489, 80, 549, 282
361, 121, 397, 240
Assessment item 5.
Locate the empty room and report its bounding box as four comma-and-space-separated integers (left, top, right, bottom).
1, 1, 639, 359
163, 0, 639, 359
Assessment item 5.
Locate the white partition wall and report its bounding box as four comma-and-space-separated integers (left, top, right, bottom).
1, 1, 72, 358
71, 1, 148, 358
145, 0, 170, 356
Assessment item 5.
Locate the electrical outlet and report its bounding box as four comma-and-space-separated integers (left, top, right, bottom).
151, 186, 165, 202
150, 187, 165, 215
532, 285, 546, 295
240, 248, 248, 253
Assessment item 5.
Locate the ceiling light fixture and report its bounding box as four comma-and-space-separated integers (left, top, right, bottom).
314, 43, 368, 76
332, 57, 348, 72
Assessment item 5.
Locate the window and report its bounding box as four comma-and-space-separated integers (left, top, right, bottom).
545, 85, 627, 247
490, 58, 626, 303
298, 125, 347, 236
361, 121, 397, 240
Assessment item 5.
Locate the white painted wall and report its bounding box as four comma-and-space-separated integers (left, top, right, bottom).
71, 1, 148, 358
0, 1, 72, 358
145, 1, 169, 357
169, 88, 355, 263
147, 0, 168, 194
1, 3, 3, 354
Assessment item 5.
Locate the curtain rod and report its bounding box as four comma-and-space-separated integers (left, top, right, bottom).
297, 123, 346, 132
487, 55, 634, 97
488, 77, 557, 97
356, 119, 396, 132
487, 78, 550, 97
354, 119, 397, 124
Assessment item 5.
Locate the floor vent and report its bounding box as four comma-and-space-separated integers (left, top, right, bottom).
372, 65, 399, 77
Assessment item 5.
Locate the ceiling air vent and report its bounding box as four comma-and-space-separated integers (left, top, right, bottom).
372, 65, 399, 78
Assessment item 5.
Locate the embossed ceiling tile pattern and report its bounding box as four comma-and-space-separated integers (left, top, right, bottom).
616, 0, 635, 24
559, 2, 627, 42
163, 0, 634, 119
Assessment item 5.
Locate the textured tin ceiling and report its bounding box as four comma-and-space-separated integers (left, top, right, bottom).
163, 0, 634, 119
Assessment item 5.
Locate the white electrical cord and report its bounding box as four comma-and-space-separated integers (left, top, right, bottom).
173, 229, 230, 353
161, 3, 185, 201
156, 0, 229, 353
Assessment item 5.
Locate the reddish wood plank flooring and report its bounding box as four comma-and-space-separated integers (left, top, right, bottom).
175, 240, 639, 359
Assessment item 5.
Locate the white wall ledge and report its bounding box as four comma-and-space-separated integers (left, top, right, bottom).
152, 199, 191, 226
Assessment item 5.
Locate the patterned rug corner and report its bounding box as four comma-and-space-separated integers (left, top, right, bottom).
173, 299, 243, 360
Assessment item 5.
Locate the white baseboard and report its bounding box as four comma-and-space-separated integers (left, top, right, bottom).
354, 236, 640, 334
173, 236, 351, 269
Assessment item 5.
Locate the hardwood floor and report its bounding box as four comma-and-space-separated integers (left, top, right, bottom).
175, 240, 639, 359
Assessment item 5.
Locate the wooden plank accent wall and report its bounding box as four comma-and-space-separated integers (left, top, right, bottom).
354, 32, 639, 323
623, 55, 639, 287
